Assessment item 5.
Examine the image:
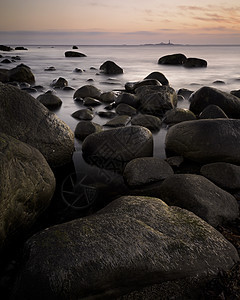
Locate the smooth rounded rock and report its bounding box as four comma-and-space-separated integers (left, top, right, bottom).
131, 114, 162, 131
100, 60, 123, 74
73, 85, 102, 99
37, 91, 62, 108
158, 53, 187, 65
74, 121, 102, 141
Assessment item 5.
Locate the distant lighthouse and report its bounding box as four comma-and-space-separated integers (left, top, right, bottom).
168, 40, 171, 45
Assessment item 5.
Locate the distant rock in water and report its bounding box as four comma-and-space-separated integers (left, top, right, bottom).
37, 90, 62, 108
183, 57, 207, 68
15, 46, 28, 50
50, 77, 68, 88
100, 60, 123, 74
0, 45, 13, 51
72, 45, 78, 49
65, 51, 87, 57
158, 53, 187, 65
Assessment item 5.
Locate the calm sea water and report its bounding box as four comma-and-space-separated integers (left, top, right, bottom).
1, 44, 240, 159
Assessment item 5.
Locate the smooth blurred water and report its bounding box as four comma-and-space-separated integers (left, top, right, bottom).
1, 44, 240, 159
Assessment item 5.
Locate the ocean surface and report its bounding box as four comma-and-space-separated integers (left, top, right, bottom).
1, 44, 240, 187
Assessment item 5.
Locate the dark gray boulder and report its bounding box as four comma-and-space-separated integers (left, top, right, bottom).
158, 53, 187, 65
83, 97, 101, 106
116, 92, 139, 108
71, 108, 94, 120
82, 126, 153, 163
100, 60, 123, 74
0, 82, 74, 167
159, 174, 239, 227
104, 115, 131, 127
50, 77, 68, 88
199, 104, 228, 119
183, 58, 207, 68
74, 121, 102, 141
100, 91, 117, 103
37, 91, 62, 108
177, 88, 194, 100
200, 162, 240, 190
189, 86, 240, 118
0, 133, 55, 253
116, 103, 137, 116
165, 119, 240, 164
98, 111, 117, 118
163, 108, 196, 125
136, 85, 177, 116
13, 196, 239, 300
1, 58, 12, 64
144, 71, 169, 86
0, 45, 13, 51
0, 68, 9, 82
15, 46, 28, 50
65, 51, 86, 57
123, 157, 174, 186
73, 84, 102, 99
8, 64, 35, 84
231, 89, 240, 98
131, 114, 162, 131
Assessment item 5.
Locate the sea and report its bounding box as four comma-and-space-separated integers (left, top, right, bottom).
1, 44, 240, 203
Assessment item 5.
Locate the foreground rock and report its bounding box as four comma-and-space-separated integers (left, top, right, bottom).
199, 104, 228, 119
144, 71, 169, 85
189, 86, 240, 118
0, 133, 55, 254
131, 114, 162, 131
82, 126, 153, 164
159, 174, 239, 227
123, 157, 173, 186
165, 119, 240, 164
163, 108, 196, 125
200, 162, 240, 190
0, 83, 74, 167
100, 60, 123, 74
13, 196, 239, 299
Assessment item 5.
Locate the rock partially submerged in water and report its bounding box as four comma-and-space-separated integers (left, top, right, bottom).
50, 77, 68, 88
165, 119, 240, 164
100, 60, 123, 74
144, 71, 169, 85
163, 108, 196, 125
0, 132, 55, 254
159, 174, 239, 227
73, 84, 102, 100
116, 103, 137, 116
37, 90, 62, 108
65, 51, 86, 57
199, 104, 229, 119
71, 108, 94, 120
82, 125, 153, 164
8, 64, 35, 84
183, 57, 207, 68
13, 196, 239, 299
131, 114, 162, 131
0, 45, 13, 51
189, 86, 240, 118
0, 82, 74, 167
158, 53, 187, 65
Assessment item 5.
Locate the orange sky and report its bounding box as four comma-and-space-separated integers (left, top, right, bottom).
1, 0, 240, 44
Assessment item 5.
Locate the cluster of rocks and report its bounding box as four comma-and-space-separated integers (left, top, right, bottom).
1, 49, 240, 299
158, 53, 207, 68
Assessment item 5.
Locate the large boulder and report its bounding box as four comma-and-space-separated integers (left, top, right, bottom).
82, 126, 153, 164
165, 119, 240, 164
100, 60, 123, 74
74, 121, 102, 141
0, 68, 9, 82
13, 196, 239, 300
199, 104, 228, 119
0, 133, 55, 253
115, 92, 139, 108
136, 85, 177, 116
200, 162, 240, 190
163, 108, 196, 125
123, 157, 173, 186
125, 79, 161, 93
131, 114, 162, 131
0, 45, 13, 51
0, 82, 74, 167
8, 64, 35, 84
158, 53, 187, 65
159, 174, 239, 227
189, 86, 240, 118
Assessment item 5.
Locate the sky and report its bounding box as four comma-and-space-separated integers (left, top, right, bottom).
1, 0, 240, 45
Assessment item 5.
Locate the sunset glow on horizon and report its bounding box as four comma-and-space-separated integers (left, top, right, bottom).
1, 0, 240, 45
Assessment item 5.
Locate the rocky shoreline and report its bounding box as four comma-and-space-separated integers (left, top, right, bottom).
0, 47, 240, 299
